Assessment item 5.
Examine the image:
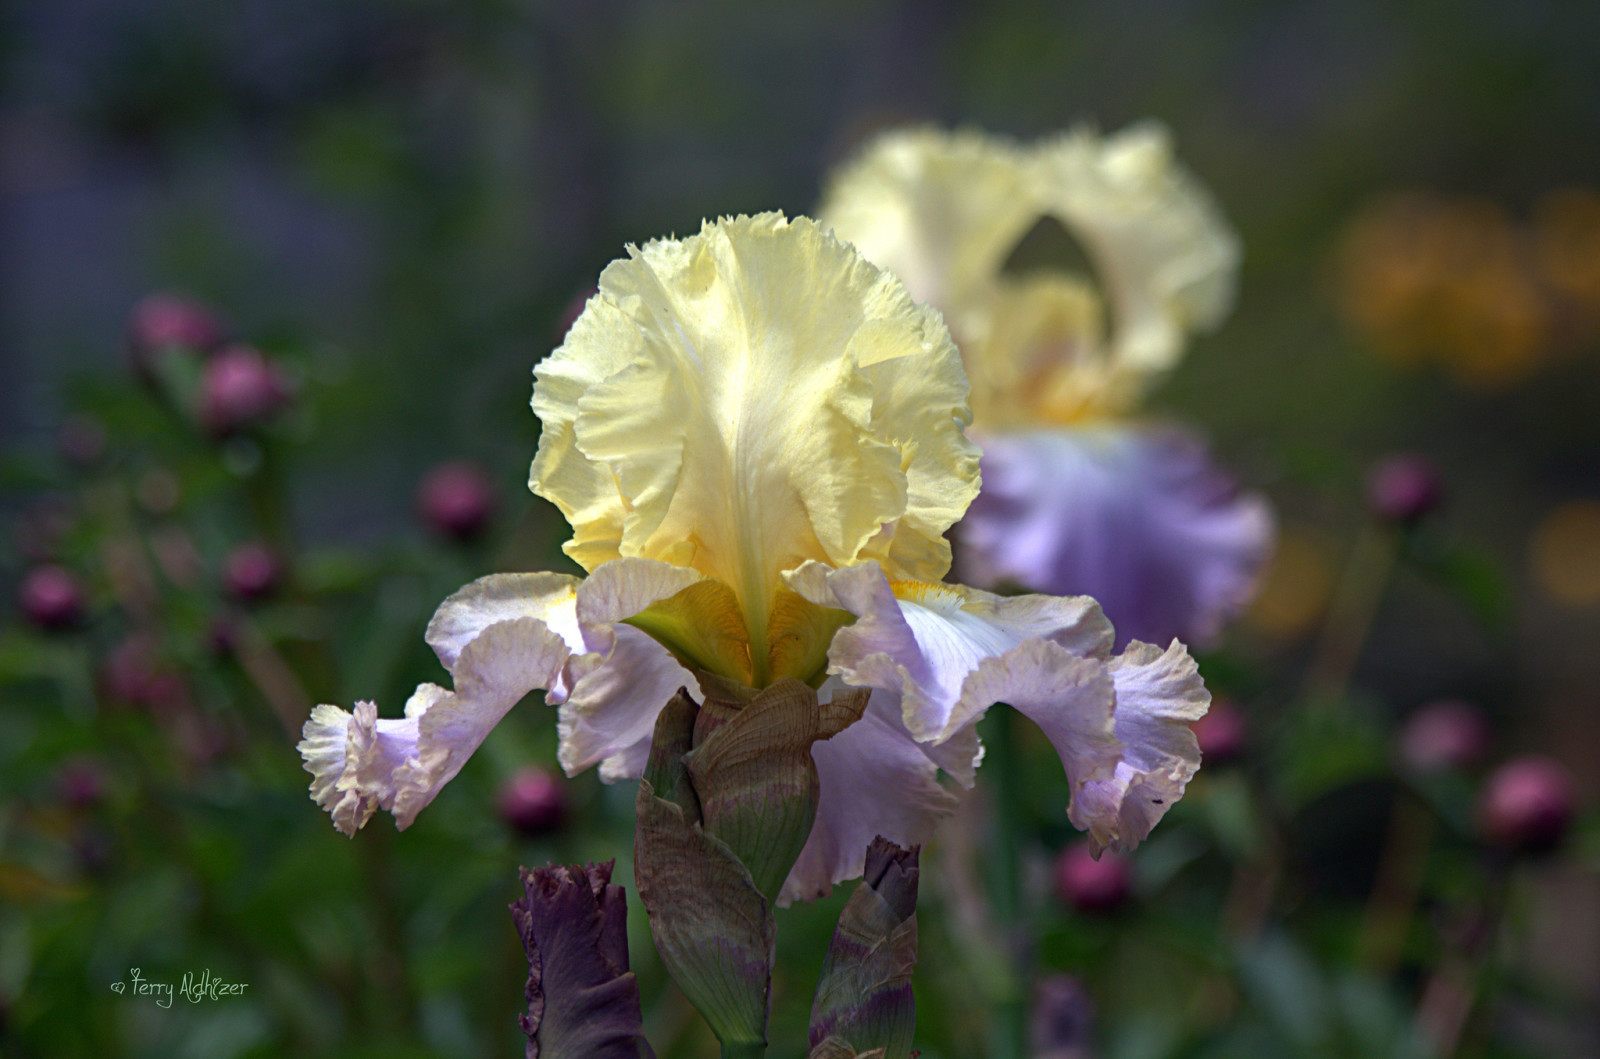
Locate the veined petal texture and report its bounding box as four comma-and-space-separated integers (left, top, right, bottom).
530, 213, 979, 678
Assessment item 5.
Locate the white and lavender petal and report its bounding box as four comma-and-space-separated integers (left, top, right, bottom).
786, 560, 1111, 744
780, 683, 958, 906
1068, 639, 1209, 853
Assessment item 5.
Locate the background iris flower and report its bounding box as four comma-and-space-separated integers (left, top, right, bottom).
821, 126, 1276, 648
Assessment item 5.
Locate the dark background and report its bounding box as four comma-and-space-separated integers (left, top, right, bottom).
3, 2, 1598, 1057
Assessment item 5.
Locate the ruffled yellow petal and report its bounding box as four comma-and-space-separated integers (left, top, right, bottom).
531, 213, 978, 684
821, 124, 1240, 427
819, 127, 1038, 312
1031, 122, 1240, 378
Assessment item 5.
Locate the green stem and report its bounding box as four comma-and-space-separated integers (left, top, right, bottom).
1305, 522, 1401, 698
719, 1039, 766, 1059
984, 709, 1027, 1059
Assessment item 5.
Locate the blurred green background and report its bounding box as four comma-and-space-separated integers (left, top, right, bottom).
3, 1, 1599, 1056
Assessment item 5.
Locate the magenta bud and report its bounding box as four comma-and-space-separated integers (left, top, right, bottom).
200, 344, 290, 435
57, 757, 108, 809
1478, 755, 1576, 853
223, 542, 281, 601
1193, 697, 1247, 765
1054, 840, 1131, 914
416, 461, 497, 541
127, 292, 226, 375
498, 767, 568, 837
1365, 453, 1443, 524
19, 565, 86, 630
1401, 699, 1491, 772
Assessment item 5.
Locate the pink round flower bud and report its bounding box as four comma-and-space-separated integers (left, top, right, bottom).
200, 344, 290, 435
127, 292, 226, 382
1401, 699, 1491, 772
1365, 453, 1443, 524
19, 565, 86, 630
497, 767, 568, 837
1054, 840, 1131, 914
1478, 755, 1576, 853
417, 461, 497, 541
1193, 697, 1247, 765
223, 542, 281, 601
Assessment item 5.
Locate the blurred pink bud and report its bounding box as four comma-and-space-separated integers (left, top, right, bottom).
1365, 453, 1443, 523
223, 542, 281, 601
1401, 699, 1491, 772
1054, 840, 1131, 913
57, 757, 108, 809
1478, 755, 1576, 853
1193, 697, 1247, 764
129, 292, 226, 353
498, 767, 568, 837
19, 565, 86, 630
200, 345, 290, 435
417, 461, 497, 541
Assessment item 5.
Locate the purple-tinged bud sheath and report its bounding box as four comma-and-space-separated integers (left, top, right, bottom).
19, 565, 86, 630
512, 860, 654, 1059
809, 837, 920, 1059
1366, 453, 1443, 524
1478, 755, 1576, 853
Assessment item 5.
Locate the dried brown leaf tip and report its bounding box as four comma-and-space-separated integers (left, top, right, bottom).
511, 860, 653, 1059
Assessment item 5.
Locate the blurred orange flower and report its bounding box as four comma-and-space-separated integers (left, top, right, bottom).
1337, 194, 1550, 388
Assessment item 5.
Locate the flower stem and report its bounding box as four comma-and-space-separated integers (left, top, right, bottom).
984, 709, 1027, 1059
1305, 521, 1401, 697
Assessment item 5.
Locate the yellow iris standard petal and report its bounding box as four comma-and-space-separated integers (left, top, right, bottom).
822, 124, 1240, 428
819, 127, 1038, 313
532, 212, 978, 685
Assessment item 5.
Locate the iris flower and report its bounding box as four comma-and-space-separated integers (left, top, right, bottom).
821, 126, 1274, 648
300, 213, 1209, 903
